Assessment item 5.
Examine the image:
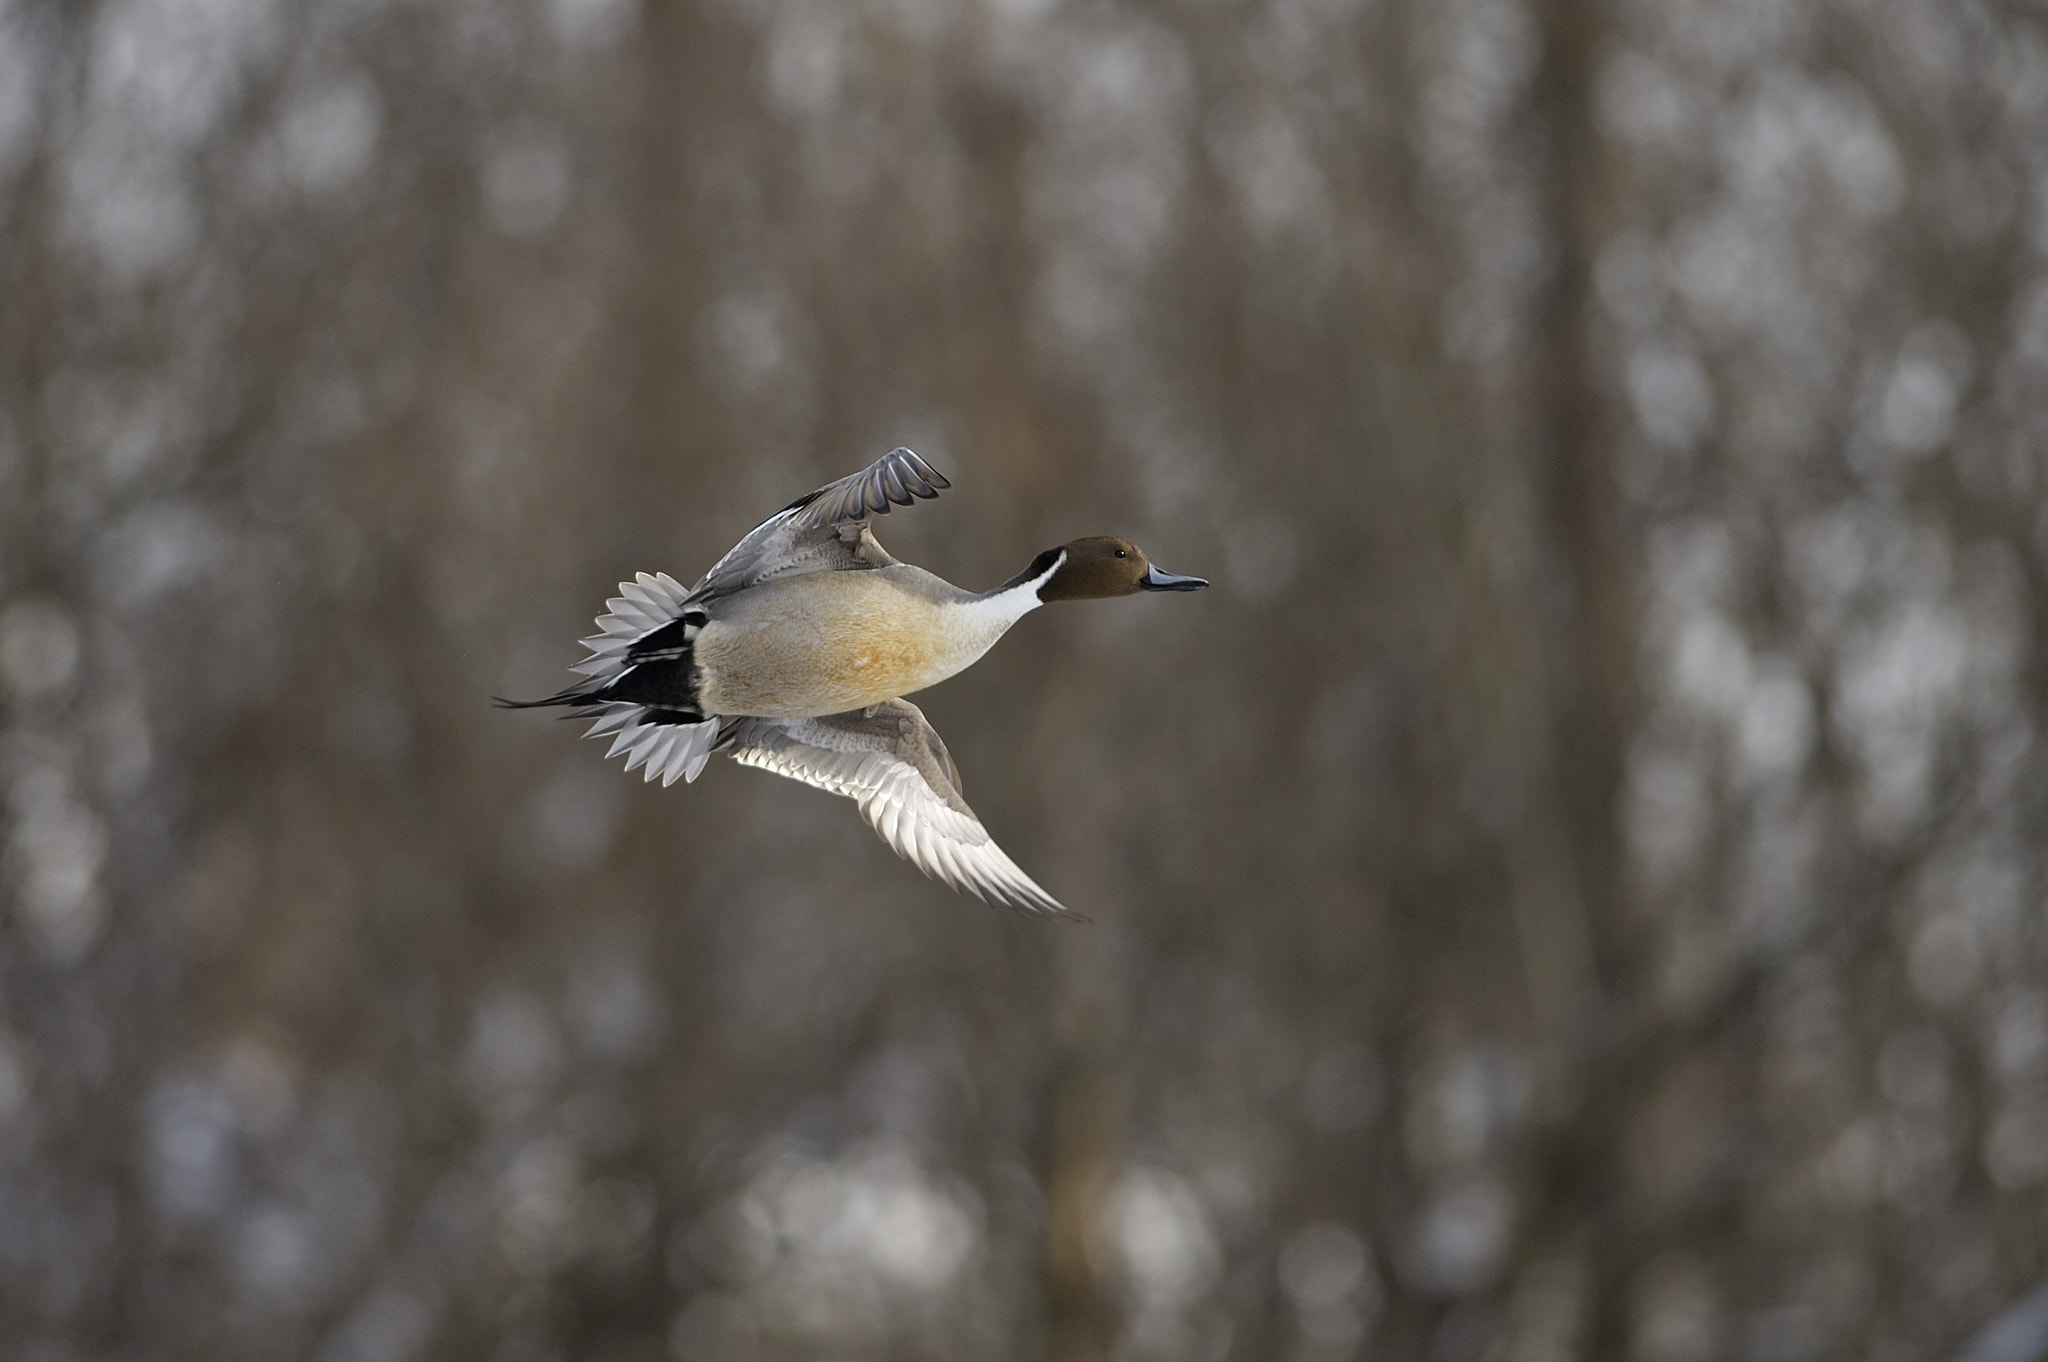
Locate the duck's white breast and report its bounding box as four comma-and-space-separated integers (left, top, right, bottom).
693, 568, 1029, 718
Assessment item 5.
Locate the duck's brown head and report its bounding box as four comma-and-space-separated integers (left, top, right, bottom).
1023, 536, 1209, 602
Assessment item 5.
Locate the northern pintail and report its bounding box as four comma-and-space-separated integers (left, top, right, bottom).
502, 448, 1207, 914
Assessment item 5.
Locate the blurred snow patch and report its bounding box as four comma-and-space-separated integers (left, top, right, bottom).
482, 127, 570, 236
498, 1137, 583, 1275
709, 290, 791, 388
61, 129, 197, 280
281, 76, 379, 195
1726, 72, 1903, 220
1834, 600, 1969, 838
7, 765, 107, 963
1735, 660, 1813, 783
1108, 1166, 1221, 1311
233, 1200, 318, 1300
1403, 1045, 1528, 1171
87, 0, 278, 148
145, 1071, 241, 1223
1406, 1177, 1510, 1295
466, 992, 564, 1099
97, 500, 226, 607
319, 1283, 438, 1362
763, 5, 845, 118
1279, 1221, 1381, 1346
719, 1140, 981, 1337
566, 948, 667, 1063
1670, 610, 1751, 716
1628, 342, 1715, 449
1597, 51, 1695, 149
1991, 991, 2048, 1088
1879, 358, 1956, 455
91, 693, 155, 797
67, 0, 280, 277
1027, 18, 1195, 357
1206, 102, 1329, 243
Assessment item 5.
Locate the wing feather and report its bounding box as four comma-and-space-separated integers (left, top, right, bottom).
685, 448, 949, 606
722, 699, 1071, 916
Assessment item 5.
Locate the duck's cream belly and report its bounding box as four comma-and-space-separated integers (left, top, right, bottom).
693, 571, 1003, 718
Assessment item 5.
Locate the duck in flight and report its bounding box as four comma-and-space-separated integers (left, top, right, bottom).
500, 447, 1207, 915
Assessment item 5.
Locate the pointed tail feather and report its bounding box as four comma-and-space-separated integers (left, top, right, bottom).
492, 684, 607, 710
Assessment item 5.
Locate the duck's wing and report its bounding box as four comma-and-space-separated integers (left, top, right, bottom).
720, 699, 1072, 916
686, 447, 950, 606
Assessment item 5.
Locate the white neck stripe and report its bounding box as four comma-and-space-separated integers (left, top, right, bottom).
1027, 548, 1068, 596
960, 549, 1064, 634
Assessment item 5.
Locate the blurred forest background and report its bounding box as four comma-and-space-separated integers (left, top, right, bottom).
3, 0, 2048, 1358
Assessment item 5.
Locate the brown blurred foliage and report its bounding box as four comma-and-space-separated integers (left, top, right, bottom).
3, 0, 2048, 1359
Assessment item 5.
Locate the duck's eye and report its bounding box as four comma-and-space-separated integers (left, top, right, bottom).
1115, 548, 1127, 558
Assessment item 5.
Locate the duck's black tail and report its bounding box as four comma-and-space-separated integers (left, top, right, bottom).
494, 607, 709, 725
492, 684, 605, 711
499, 578, 719, 785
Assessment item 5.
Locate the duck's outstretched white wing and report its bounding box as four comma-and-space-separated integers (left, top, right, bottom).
720, 700, 1072, 916
687, 447, 949, 606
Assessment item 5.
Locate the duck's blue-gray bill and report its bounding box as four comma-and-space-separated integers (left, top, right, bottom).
1140, 566, 1208, 591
